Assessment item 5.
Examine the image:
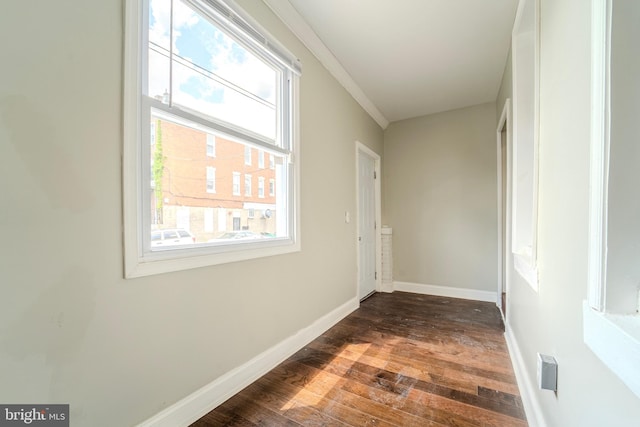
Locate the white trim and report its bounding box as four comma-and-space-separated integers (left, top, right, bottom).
393, 281, 497, 303
137, 296, 359, 427
355, 141, 382, 299
504, 324, 547, 427
261, 0, 389, 130
513, 252, 539, 291
497, 99, 512, 310
587, 0, 610, 311
583, 302, 640, 399
511, 0, 540, 292
583, 1, 640, 397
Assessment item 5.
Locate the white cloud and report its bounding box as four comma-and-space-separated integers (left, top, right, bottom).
148, 0, 278, 140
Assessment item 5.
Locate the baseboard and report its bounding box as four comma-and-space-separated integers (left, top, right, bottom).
393, 281, 497, 303
504, 325, 547, 427
137, 297, 360, 427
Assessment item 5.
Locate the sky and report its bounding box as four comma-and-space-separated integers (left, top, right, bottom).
148, 0, 278, 140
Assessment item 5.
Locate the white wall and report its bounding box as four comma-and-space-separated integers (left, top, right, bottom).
0, 1, 383, 425
505, 0, 640, 425
383, 103, 498, 292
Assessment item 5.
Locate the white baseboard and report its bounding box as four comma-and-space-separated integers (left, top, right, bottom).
137, 297, 360, 427
393, 281, 497, 303
504, 325, 547, 427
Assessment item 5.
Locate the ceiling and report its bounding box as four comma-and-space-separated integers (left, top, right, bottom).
264, 0, 519, 128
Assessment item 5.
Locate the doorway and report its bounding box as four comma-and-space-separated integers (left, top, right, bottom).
497, 100, 511, 319
356, 142, 381, 301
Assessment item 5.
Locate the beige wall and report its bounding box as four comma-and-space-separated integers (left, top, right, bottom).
0, 1, 382, 425
505, 0, 640, 425
383, 103, 498, 291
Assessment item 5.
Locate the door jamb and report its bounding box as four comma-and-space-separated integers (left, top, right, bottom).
355, 141, 382, 300
497, 99, 512, 321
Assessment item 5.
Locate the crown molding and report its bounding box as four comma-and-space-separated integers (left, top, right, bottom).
262, 0, 389, 129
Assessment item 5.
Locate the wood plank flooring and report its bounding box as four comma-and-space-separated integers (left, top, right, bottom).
191, 292, 527, 427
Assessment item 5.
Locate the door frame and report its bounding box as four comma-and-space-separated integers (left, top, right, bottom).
356, 141, 382, 300
496, 99, 512, 321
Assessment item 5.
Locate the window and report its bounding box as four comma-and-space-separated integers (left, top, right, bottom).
124, 0, 301, 277
584, 0, 640, 399
258, 150, 264, 168
244, 146, 252, 166
248, 208, 255, 219
206, 134, 216, 157
232, 172, 241, 196
269, 179, 275, 197
258, 177, 265, 198
269, 154, 275, 169
206, 167, 216, 193
244, 174, 252, 196
511, 0, 540, 290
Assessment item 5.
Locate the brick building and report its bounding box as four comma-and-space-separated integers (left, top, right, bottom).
151, 117, 279, 243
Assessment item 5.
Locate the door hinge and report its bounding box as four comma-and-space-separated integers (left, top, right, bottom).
375, 272, 377, 280
374, 170, 377, 179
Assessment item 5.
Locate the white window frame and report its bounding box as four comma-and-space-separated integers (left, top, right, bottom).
206, 166, 216, 193
258, 177, 265, 198
269, 154, 275, 169
584, 0, 640, 399
232, 172, 241, 196
511, 0, 540, 290
123, 0, 301, 278
206, 134, 216, 157
244, 174, 252, 197
258, 150, 265, 169
269, 178, 275, 197
244, 146, 252, 166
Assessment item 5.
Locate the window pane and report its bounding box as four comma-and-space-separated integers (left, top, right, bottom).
150, 111, 288, 248
148, 0, 278, 140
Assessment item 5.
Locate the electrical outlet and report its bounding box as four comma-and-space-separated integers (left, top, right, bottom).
537, 353, 558, 391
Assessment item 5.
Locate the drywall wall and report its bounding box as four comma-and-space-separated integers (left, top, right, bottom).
383, 103, 498, 292
0, 0, 383, 425
505, 0, 640, 425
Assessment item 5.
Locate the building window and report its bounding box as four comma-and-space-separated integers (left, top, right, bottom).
248, 208, 255, 219
258, 150, 264, 168
244, 146, 251, 166
269, 179, 275, 197
232, 172, 241, 196
206, 134, 216, 157
244, 174, 252, 196
258, 177, 265, 198
124, 0, 301, 277
269, 154, 275, 169
206, 167, 216, 193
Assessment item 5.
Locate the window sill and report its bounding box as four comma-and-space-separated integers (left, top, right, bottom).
125, 239, 300, 278
513, 251, 538, 291
583, 301, 640, 398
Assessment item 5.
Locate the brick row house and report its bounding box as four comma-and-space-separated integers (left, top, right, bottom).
150, 117, 279, 243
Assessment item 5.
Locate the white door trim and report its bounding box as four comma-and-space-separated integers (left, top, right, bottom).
497, 99, 512, 320
356, 141, 382, 299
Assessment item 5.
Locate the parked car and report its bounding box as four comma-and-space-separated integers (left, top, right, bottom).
208, 231, 264, 242
151, 228, 196, 247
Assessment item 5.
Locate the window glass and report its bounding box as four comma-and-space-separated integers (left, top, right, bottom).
148, 0, 277, 139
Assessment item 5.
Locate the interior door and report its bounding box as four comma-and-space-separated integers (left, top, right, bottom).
358, 151, 376, 300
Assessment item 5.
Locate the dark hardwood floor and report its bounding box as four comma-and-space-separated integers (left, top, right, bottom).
191, 292, 527, 426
